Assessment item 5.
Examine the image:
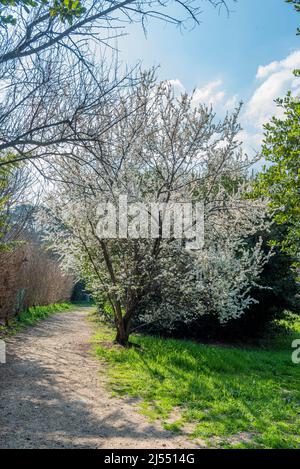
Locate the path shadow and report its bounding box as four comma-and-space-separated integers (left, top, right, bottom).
0, 352, 177, 449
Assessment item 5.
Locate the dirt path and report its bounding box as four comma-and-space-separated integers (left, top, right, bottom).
0, 308, 197, 449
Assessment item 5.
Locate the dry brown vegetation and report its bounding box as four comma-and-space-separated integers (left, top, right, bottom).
0, 241, 73, 325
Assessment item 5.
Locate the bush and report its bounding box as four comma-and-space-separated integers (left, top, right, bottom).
17, 303, 72, 326
135, 225, 300, 342
232, 225, 300, 338
0, 240, 74, 324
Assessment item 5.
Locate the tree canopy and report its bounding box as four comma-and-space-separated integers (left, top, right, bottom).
286, 0, 300, 35
0, 0, 86, 27
253, 94, 300, 258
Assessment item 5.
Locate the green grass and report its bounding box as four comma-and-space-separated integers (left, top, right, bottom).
92, 317, 300, 449
0, 302, 73, 337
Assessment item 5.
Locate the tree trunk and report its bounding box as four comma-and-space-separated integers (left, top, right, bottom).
115, 319, 129, 346
115, 315, 133, 347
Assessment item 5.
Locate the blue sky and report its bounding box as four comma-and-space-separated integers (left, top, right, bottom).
117, 0, 300, 154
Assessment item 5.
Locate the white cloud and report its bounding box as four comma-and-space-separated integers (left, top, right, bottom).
256, 60, 281, 80
256, 51, 300, 79
168, 78, 236, 113
168, 78, 230, 111
167, 79, 185, 94
192, 79, 225, 108
225, 94, 239, 111
245, 50, 300, 128
169, 50, 300, 157
244, 69, 292, 126
238, 130, 263, 157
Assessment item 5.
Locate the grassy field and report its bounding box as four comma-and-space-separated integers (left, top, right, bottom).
0, 302, 73, 337
93, 317, 300, 449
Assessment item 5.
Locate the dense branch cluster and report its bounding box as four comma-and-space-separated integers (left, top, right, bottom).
0, 0, 231, 165
40, 75, 271, 344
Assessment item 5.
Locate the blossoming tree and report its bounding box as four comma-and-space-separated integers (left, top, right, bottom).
41, 73, 271, 345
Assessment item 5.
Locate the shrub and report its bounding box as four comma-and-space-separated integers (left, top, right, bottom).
135, 224, 300, 342
0, 241, 74, 324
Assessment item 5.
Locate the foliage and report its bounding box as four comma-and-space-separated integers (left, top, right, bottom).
0, 302, 72, 336
0, 0, 85, 27
0, 234, 74, 325
1, 302, 73, 334
286, 0, 300, 74
0, 0, 209, 168
239, 224, 300, 334
93, 320, 300, 449
0, 156, 17, 251
286, 0, 300, 35
18, 302, 72, 324
71, 279, 88, 303
0, 167, 9, 248
253, 94, 300, 258
142, 223, 300, 341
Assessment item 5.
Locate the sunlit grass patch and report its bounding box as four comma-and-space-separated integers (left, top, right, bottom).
93, 319, 300, 449
0, 302, 73, 337
18, 303, 73, 325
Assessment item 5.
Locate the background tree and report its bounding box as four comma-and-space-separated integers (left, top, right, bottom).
0, 0, 86, 27
251, 3, 300, 259
41, 75, 270, 346
286, 0, 300, 34
0, 164, 12, 250
0, 0, 231, 168
0, 159, 73, 325
286, 0, 300, 74
162, 221, 300, 342
253, 94, 300, 259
